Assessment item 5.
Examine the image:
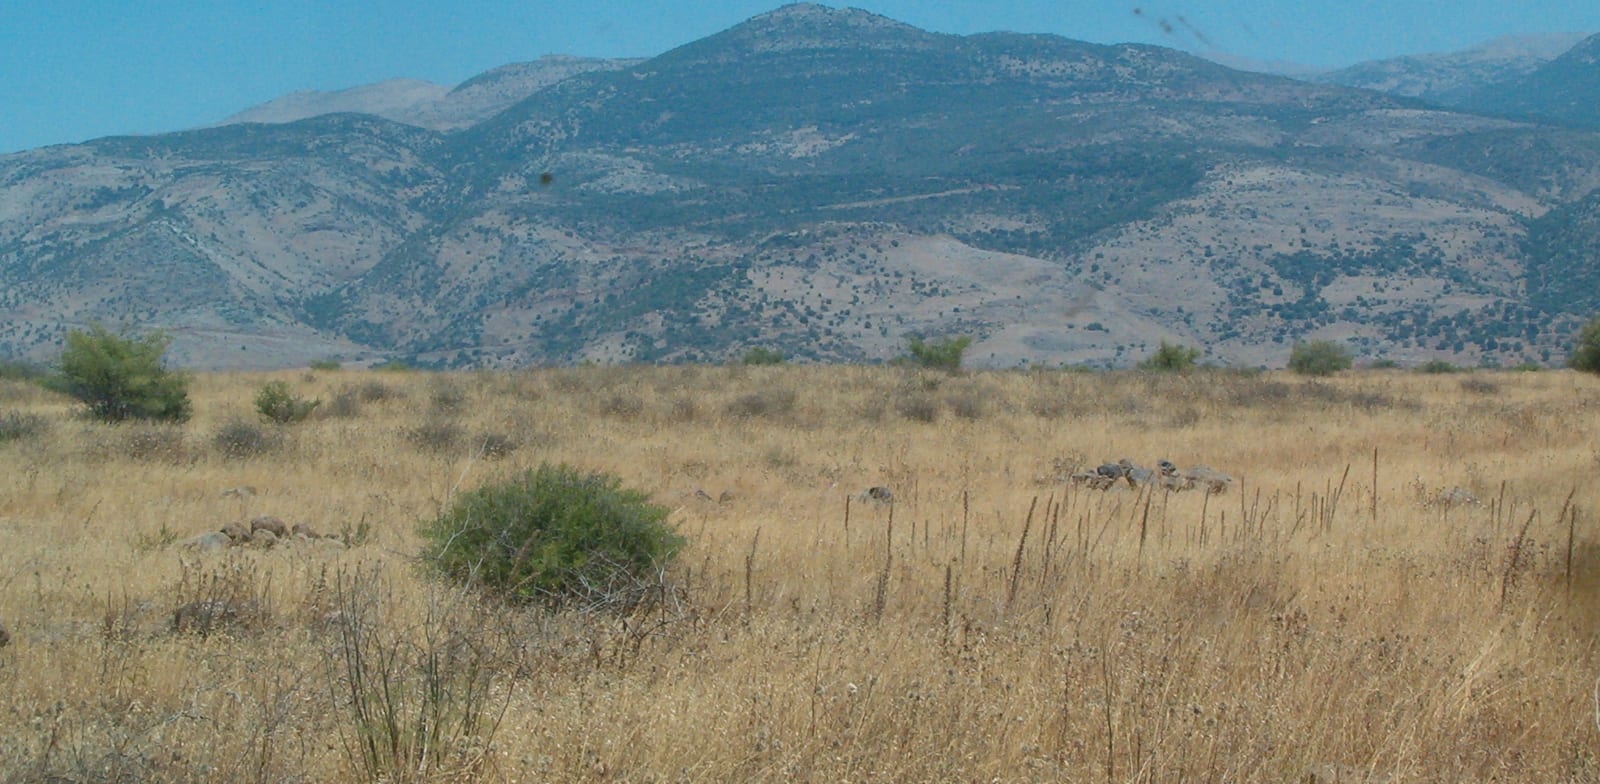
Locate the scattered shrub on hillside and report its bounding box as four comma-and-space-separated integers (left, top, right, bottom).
308, 358, 342, 372
905, 335, 972, 371
372, 359, 412, 372
1509, 361, 1543, 372
0, 411, 48, 443
419, 464, 683, 607
740, 346, 786, 365
1460, 376, 1501, 395
1569, 314, 1600, 375
1418, 360, 1462, 374
255, 381, 321, 424
1287, 340, 1353, 376
213, 419, 282, 460
1366, 359, 1400, 369
1138, 341, 1201, 372
47, 325, 192, 422
406, 420, 464, 454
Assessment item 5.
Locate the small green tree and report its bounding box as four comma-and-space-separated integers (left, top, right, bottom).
255, 380, 321, 424
1288, 340, 1353, 376
419, 464, 684, 607
49, 325, 191, 422
741, 346, 786, 365
1138, 341, 1201, 372
906, 335, 972, 371
1569, 314, 1600, 374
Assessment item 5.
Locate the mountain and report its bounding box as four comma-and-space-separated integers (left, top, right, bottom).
216, 56, 641, 132
3, 4, 1600, 370
1316, 33, 1588, 106
1462, 34, 1600, 128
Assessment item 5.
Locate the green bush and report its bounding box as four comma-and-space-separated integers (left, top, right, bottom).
1287, 340, 1353, 376
47, 325, 191, 422
420, 464, 683, 607
254, 381, 321, 424
1138, 341, 1201, 372
308, 358, 342, 372
906, 335, 972, 371
1418, 360, 1462, 374
1569, 314, 1600, 374
0, 358, 45, 381
741, 346, 786, 365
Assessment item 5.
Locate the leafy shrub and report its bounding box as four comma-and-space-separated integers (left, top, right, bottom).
372, 359, 412, 372
0, 411, 48, 443
419, 464, 683, 606
1418, 360, 1462, 374
213, 419, 282, 459
741, 346, 786, 365
1367, 359, 1400, 369
255, 381, 321, 424
1460, 376, 1501, 395
1287, 340, 1353, 376
47, 325, 191, 422
1570, 314, 1600, 375
1509, 361, 1543, 372
906, 335, 972, 371
1138, 341, 1201, 372
308, 358, 342, 371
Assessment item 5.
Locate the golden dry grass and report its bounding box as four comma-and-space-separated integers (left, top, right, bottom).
1, 365, 1599, 782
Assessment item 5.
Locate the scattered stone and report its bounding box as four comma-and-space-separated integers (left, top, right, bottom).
221, 486, 257, 499
250, 529, 279, 548
179, 531, 233, 552
694, 489, 715, 502
291, 522, 324, 539
0, 620, 9, 648
860, 486, 894, 504
1436, 486, 1479, 507
250, 516, 289, 538
221, 520, 252, 542
1181, 466, 1233, 494
718, 490, 736, 504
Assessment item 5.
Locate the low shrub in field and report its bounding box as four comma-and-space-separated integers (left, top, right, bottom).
0, 411, 48, 443
724, 387, 796, 418
1570, 314, 1600, 374
906, 335, 971, 371
740, 346, 786, 365
896, 393, 941, 422
120, 425, 190, 462
254, 381, 320, 424
1419, 360, 1462, 374
419, 464, 683, 607
406, 420, 463, 454
213, 419, 282, 459
48, 325, 192, 422
308, 358, 342, 371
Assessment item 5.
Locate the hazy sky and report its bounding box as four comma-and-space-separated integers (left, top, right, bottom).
4, 0, 1598, 155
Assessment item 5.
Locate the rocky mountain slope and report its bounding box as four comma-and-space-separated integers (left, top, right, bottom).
1316, 33, 1588, 106
3, 4, 1599, 369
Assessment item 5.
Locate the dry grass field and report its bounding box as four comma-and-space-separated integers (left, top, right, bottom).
1, 364, 1599, 782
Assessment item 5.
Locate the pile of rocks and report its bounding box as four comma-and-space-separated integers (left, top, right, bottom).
180, 515, 346, 552
1069, 458, 1233, 494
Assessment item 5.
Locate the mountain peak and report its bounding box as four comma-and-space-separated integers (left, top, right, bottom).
694, 3, 947, 55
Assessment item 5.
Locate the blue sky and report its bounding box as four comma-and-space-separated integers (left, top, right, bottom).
4, 0, 1598, 155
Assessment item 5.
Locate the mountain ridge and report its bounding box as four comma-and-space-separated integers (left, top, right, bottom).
3, 6, 1599, 370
